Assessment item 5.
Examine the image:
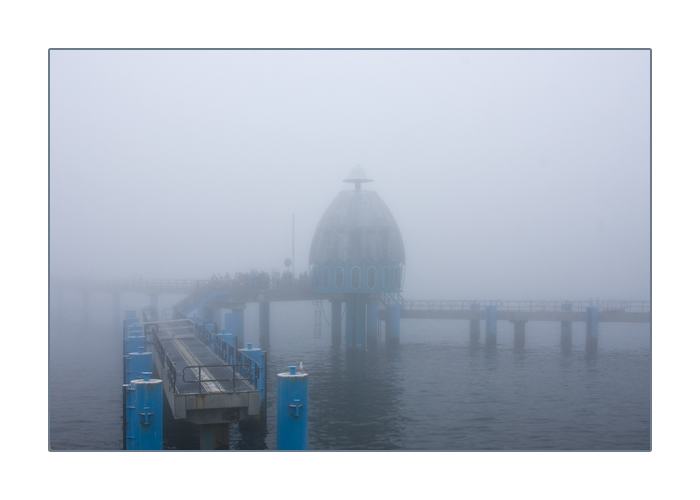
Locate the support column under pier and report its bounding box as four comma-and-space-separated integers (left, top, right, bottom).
149, 294, 159, 321
561, 303, 573, 353
345, 295, 367, 351
259, 301, 270, 349
225, 308, 245, 348
199, 306, 214, 325
514, 321, 526, 350
586, 306, 599, 355
469, 302, 481, 345
199, 423, 230, 450
367, 300, 379, 348
386, 304, 401, 347
331, 300, 342, 346
485, 305, 497, 349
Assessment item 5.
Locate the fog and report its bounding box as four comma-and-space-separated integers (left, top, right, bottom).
49, 49, 650, 301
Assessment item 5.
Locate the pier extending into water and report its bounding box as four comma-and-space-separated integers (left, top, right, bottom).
59, 276, 650, 355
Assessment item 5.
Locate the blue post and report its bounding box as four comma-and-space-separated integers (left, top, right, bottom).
586, 306, 599, 354
123, 312, 139, 343
469, 302, 481, 344
485, 305, 498, 349
387, 304, 401, 346
122, 310, 140, 449
124, 352, 153, 385
124, 323, 145, 359
225, 309, 244, 348
367, 301, 379, 348
126, 372, 163, 450
277, 366, 308, 450
561, 302, 573, 352
240, 343, 267, 413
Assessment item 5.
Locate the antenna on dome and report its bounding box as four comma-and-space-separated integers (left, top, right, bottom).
343, 165, 373, 191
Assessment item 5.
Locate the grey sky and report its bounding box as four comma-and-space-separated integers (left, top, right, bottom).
49, 49, 650, 300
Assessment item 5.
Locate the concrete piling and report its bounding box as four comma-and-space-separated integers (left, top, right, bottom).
469, 302, 481, 344
514, 321, 526, 350
200, 424, 230, 450
225, 308, 244, 348
259, 301, 270, 348
331, 299, 342, 346
485, 305, 498, 349
561, 302, 573, 353
387, 304, 401, 346
586, 306, 599, 355
366, 300, 379, 348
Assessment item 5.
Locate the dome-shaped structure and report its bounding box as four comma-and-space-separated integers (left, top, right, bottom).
309, 169, 405, 294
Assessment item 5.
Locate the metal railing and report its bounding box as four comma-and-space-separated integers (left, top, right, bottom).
181, 364, 253, 394
399, 299, 650, 313
152, 331, 177, 392
193, 321, 261, 390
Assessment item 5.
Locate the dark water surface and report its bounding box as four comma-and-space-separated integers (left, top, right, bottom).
49, 298, 650, 450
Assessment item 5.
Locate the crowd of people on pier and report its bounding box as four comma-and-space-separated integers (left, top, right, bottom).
209, 269, 309, 290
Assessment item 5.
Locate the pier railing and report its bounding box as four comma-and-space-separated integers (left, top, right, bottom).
147, 318, 260, 395
152, 330, 177, 392
193, 322, 261, 392
181, 363, 254, 395
400, 299, 650, 313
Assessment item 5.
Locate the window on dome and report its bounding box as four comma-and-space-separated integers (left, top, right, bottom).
393, 266, 402, 289
367, 266, 376, 289
382, 266, 390, 289
322, 267, 330, 289
336, 267, 344, 289
351, 266, 361, 289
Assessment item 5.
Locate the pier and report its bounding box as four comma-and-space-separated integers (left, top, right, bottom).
62, 276, 649, 354
52, 168, 650, 450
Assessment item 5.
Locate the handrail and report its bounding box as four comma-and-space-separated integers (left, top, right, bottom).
398, 299, 650, 313
181, 364, 251, 394
152, 332, 177, 392
192, 321, 261, 390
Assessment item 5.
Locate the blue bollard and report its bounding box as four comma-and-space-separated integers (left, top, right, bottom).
277, 366, 308, 450
124, 352, 153, 385
485, 305, 498, 349
124, 323, 145, 357
240, 343, 267, 411
126, 372, 163, 450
